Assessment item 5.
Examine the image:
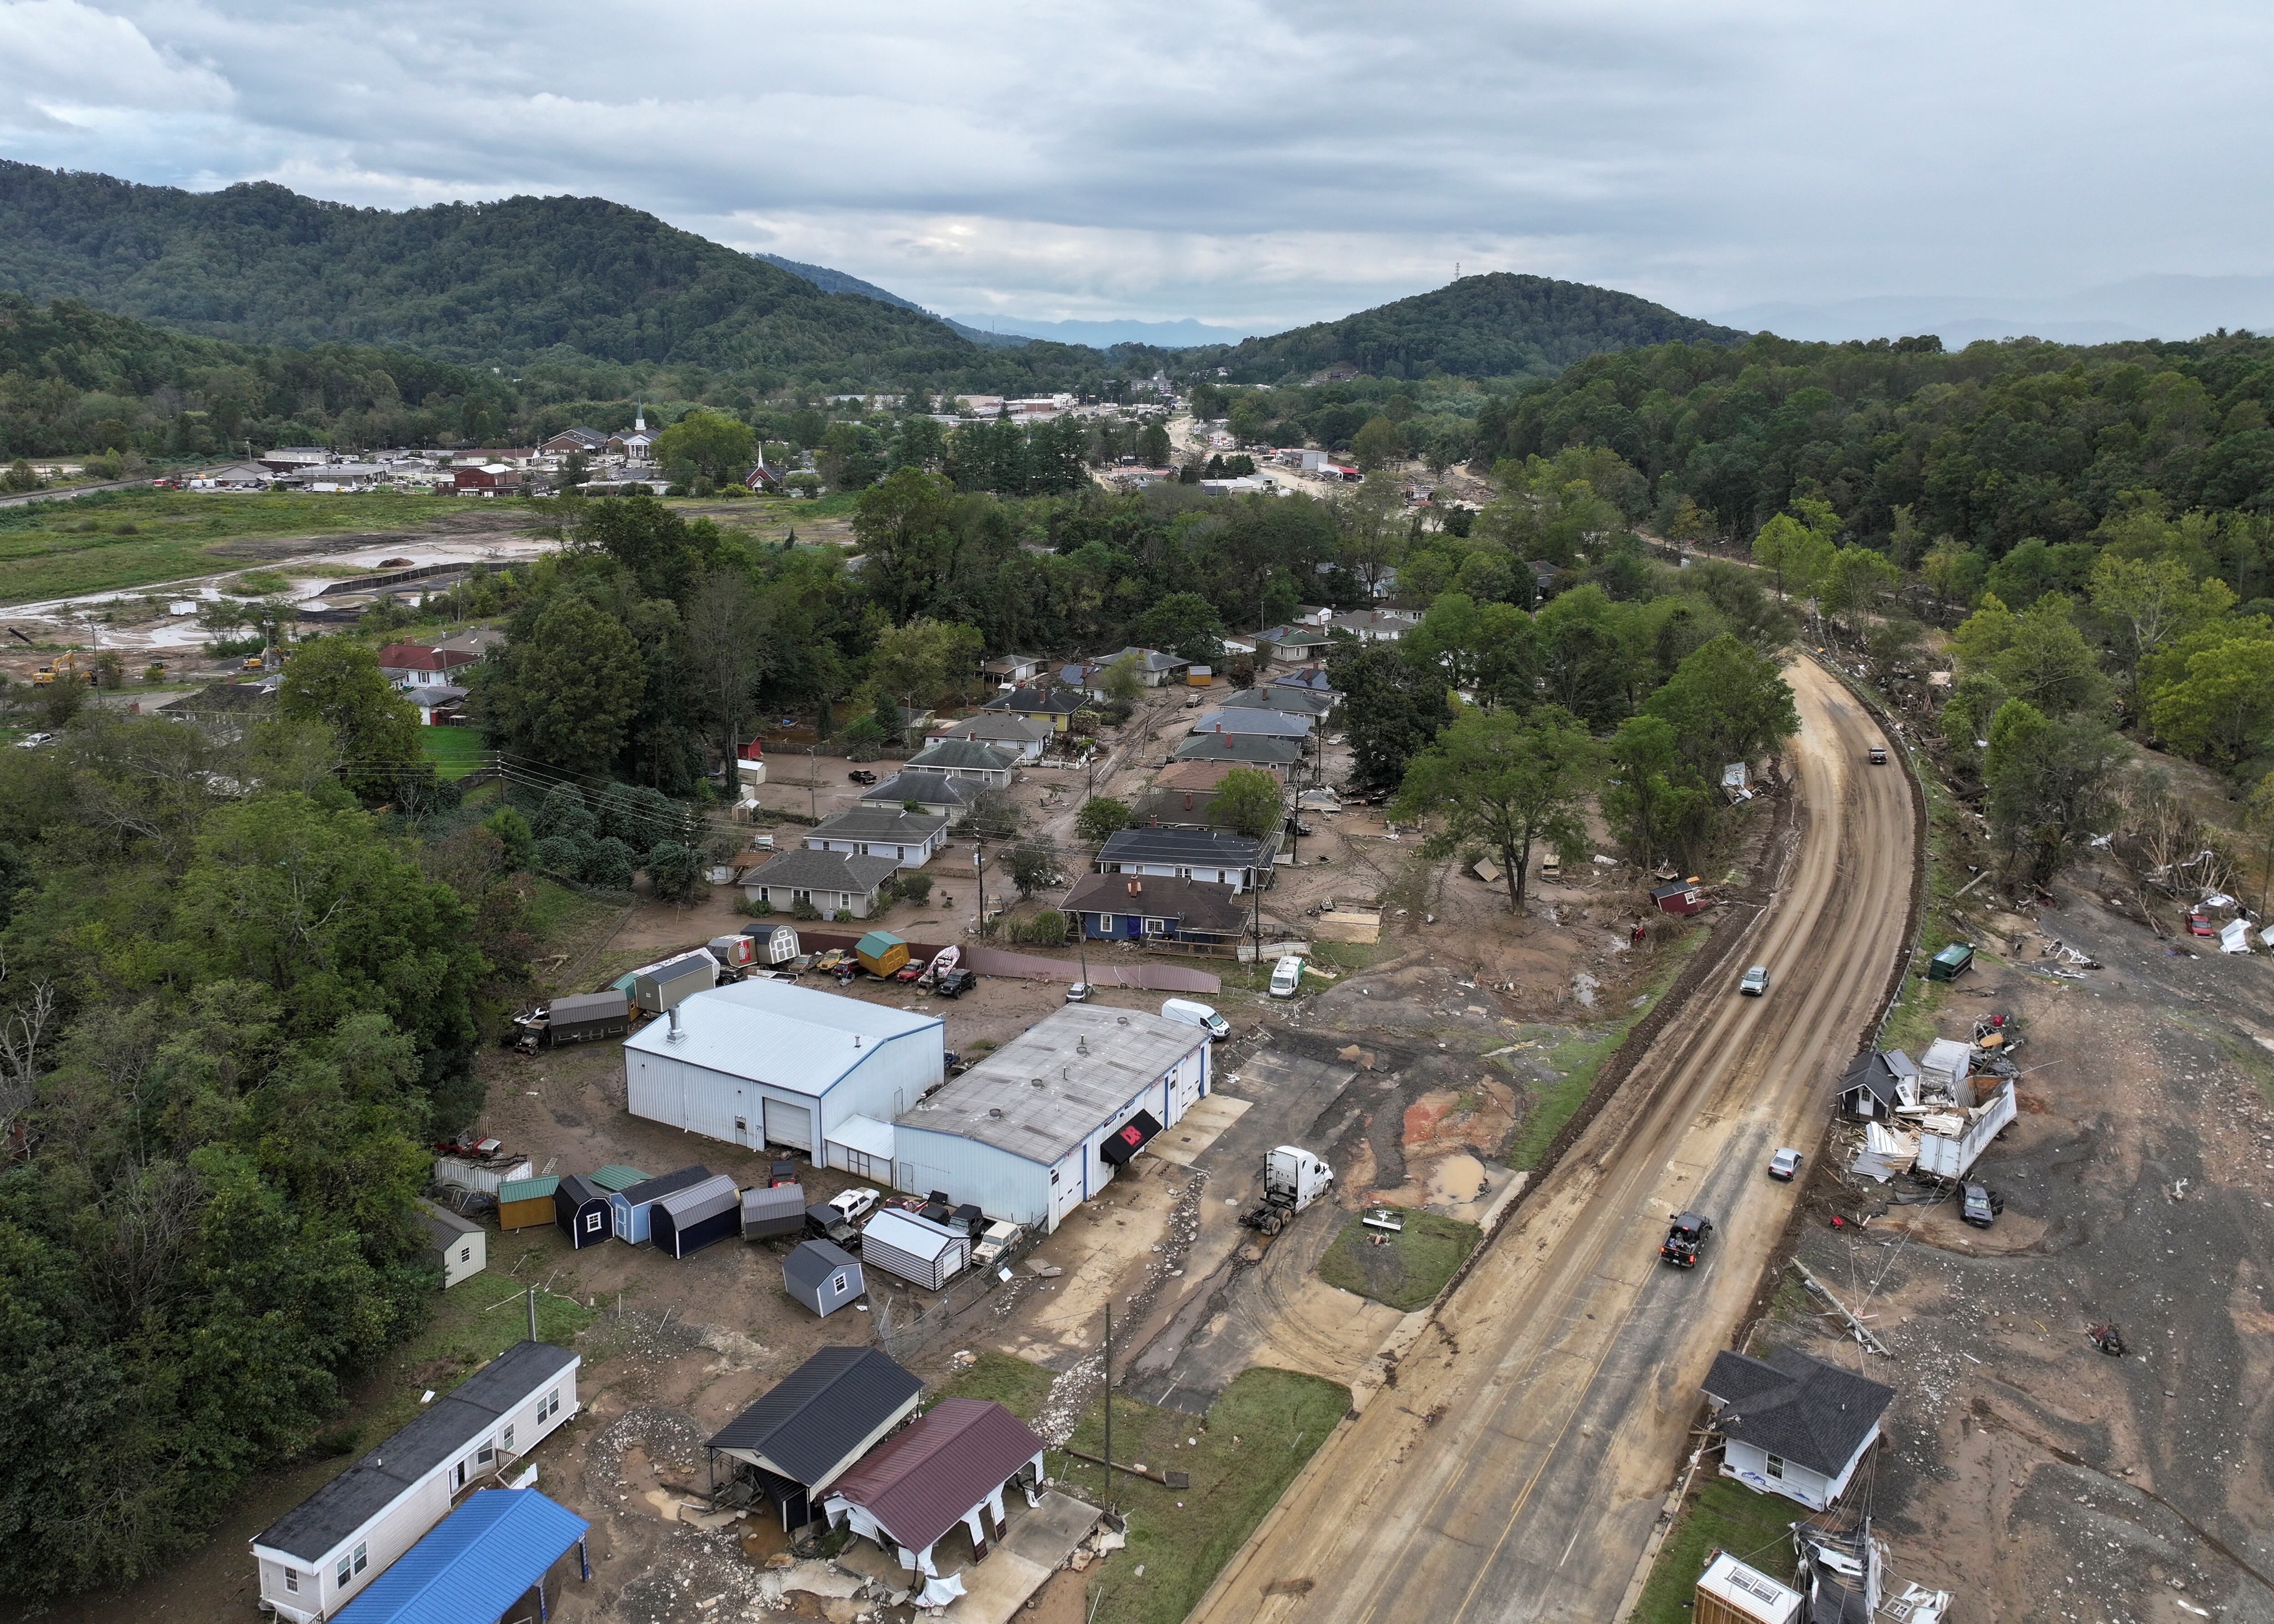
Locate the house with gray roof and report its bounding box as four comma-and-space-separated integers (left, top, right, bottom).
934, 712, 1052, 762
741, 847, 903, 918
979, 684, 1087, 732
1097, 825, 1273, 894
1701, 1345, 1894, 1510
1171, 730, 1304, 767
904, 738, 1017, 788
707, 1347, 922, 1529
1192, 707, 1313, 739
805, 805, 948, 870
1217, 685, 1334, 717
862, 769, 981, 820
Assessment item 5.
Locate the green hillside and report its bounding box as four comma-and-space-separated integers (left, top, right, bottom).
1216, 272, 1745, 384
0, 162, 975, 375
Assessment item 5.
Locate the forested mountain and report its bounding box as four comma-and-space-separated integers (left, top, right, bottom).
754, 252, 1028, 349
0, 162, 976, 376
1483, 330, 2274, 602
1212, 272, 1746, 385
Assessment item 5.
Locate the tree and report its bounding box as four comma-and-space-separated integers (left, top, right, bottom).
1750, 508, 1834, 603
1099, 654, 1144, 709
645, 840, 704, 903
1641, 634, 1800, 778
1602, 714, 1687, 867
867, 617, 984, 709
1350, 415, 1404, 471
1981, 699, 2123, 885
2142, 622, 2274, 768
654, 409, 756, 488
851, 468, 956, 619
482, 804, 533, 869
479, 595, 643, 775
1394, 706, 1598, 911
1004, 837, 1056, 898
1332, 639, 1452, 791
1209, 765, 1284, 840
2244, 769, 2274, 917
1076, 796, 1135, 843
2088, 552, 2236, 699
683, 568, 774, 773
1342, 476, 1411, 598
277, 637, 430, 805
1986, 594, 2113, 717
1818, 546, 1901, 643
1137, 421, 1171, 466
1135, 593, 1224, 665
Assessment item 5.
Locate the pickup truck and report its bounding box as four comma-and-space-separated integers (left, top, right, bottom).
1660, 1211, 1714, 1268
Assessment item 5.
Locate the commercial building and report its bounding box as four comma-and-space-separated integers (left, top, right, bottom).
250, 1341, 579, 1622
892, 1006, 1209, 1232
624, 980, 943, 1164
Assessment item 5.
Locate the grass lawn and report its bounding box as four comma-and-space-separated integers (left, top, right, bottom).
0, 490, 536, 603
1629, 1474, 1801, 1624
1316, 1208, 1480, 1312
935, 1353, 1351, 1624
420, 726, 489, 779
1507, 925, 1707, 1169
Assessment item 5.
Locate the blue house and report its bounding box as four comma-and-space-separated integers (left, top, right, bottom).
332, 1489, 588, 1624
1062, 873, 1249, 944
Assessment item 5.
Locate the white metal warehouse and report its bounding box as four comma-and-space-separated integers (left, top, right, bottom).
891, 1006, 1209, 1232
624, 980, 944, 1163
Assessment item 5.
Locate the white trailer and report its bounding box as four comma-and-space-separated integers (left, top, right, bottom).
1915, 1079, 2016, 1180
433, 1153, 534, 1196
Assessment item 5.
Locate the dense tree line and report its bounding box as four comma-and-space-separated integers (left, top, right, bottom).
0, 655, 562, 1598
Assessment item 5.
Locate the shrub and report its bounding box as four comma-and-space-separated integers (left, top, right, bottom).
791, 897, 823, 920
832, 908, 854, 923
646, 840, 704, 903
841, 715, 887, 762
1012, 909, 1067, 945
581, 835, 637, 889
894, 872, 933, 907
533, 781, 588, 840
483, 805, 533, 869
531, 835, 581, 876
735, 894, 775, 917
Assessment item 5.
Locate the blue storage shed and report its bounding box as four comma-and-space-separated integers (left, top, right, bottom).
553, 1174, 611, 1249
609, 1165, 714, 1245
330, 1488, 588, 1624
650, 1173, 742, 1259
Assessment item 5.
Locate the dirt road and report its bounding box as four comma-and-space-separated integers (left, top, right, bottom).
1188, 659, 1914, 1624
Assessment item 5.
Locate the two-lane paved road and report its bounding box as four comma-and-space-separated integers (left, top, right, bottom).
1189, 657, 1915, 1624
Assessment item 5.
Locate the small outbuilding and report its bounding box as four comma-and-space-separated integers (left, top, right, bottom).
589, 1164, 648, 1193
822, 1398, 1048, 1577
855, 930, 911, 978
609, 1165, 715, 1246
706, 1347, 924, 1530
1702, 1345, 1894, 1510
1695, 1551, 1803, 1624
859, 1207, 969, 1290
631, 949, 719, 1013
327, 1488, 589, 1624
784, 1239, 865, 1317
741, 1182, 807, 1240
1926, 941, 1975, 981
1836, 1049, 1918, 1121
650, 1173, 742, 1259
1650, 879, 1706, 915
495, 1175, 560, 1232
417, 1200, 486, 1287
553, 1175, 612, 1248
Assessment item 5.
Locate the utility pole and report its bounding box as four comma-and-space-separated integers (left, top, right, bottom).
1102, 1302, 1115, 1514
807, 744, 817, 821
525, 1285, 537, 1342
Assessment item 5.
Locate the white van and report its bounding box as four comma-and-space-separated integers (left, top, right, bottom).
1268, 955, 1304, 999
1161, 998, 1231, 1041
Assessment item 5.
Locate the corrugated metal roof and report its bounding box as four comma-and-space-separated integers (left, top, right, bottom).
329, 1489, 587, 1624
653, 1173, 740, 1224
895, 1006, 1206, 1164
861, 1207, 962, 1259
1098, 827, 1262, 867
828, 1398, 1046, 1553
623, 980, 942, 1097
616, 1164, 714, 1209
826, 1113, 896, 1159
496, 1175, 560, 1203
708, 1347, 921, 1488
589, 1165, 648, 1192
742, 1183, 806, 1222
256, 1344, 579, 1562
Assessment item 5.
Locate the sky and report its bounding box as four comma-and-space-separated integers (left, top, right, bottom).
5, 0, 2274, 339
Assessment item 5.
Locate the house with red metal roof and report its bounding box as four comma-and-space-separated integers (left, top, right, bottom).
820, 1398, 1046, 1578
376, 643, 479, 689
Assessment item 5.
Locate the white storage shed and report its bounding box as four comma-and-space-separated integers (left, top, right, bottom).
891, 1006, 1209, 1233
860, 1208, 969, 1290
624, 981, 944, 1162
416, 1200, 486, 1287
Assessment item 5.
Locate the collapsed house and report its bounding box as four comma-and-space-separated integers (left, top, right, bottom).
1842, 1023, 2021, 1183
1790, 1511, 1953, 1624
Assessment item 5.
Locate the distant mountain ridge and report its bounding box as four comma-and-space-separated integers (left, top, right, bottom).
1214, 272, 1745, 382
753, 252, 1031, 349
0, 161, 974, 373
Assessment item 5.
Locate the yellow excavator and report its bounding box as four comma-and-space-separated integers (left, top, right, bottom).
31, 650, 92, 687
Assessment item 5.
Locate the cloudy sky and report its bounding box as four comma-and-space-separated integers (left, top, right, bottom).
3, 0, 2272, 337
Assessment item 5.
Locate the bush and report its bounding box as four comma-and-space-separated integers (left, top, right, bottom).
894, 872, 933, 907
483, 805, 533, 870
791, 896, 822, 920
735, 894, 775, 917
1012, 909, 1068, 945
646, 840, 704, 902
533, 781, 588, 840
581, 835, 637, 889
531, 835, 581, 876
841, 715, 887, 762
832, 908, 854, 923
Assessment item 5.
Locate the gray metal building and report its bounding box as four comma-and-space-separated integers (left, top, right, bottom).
891, 1006, 1209, 1232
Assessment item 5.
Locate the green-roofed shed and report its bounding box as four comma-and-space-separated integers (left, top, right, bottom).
854, 931, 909, 978
590, 1165, 649, 1193
498, 1175, 562, 1231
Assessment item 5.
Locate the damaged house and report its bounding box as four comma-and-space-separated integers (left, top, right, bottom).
1701, 1345, 1893, 1511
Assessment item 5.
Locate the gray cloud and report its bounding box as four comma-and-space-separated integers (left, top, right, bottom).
4, 0, 2271, 333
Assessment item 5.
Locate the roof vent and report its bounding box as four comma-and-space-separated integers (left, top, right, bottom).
1077, 1036, 1090, 1056
1117, 1016, 1129, 1026
988, 1107, 1004, 1119
665, 1006, 686, 1043
1031, 1078, 1046, 1089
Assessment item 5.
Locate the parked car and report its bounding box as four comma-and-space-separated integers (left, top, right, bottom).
933, 968, 978, 998
846, 769, 878, 785
1739, 965, 1771, 996
829, 1187, 880, 1225
2188, 911, 2219, 937
1767, 1147, 1804, 1181
972, 1219, 1025, 1270
1268, 955, 1304, 998
1960, 1182, 2005, 1227
1867, 745, 1888, 764
12, 731, 53, 749
1285, 817, 1315, 837
1065, 980, 1090, 1003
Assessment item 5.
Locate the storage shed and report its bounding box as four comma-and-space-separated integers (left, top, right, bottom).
651, 1173, 742, 1258
785, 1239, 865, 1317
589, 1164, 647, 1193
541, 990, 627, 1046
609, 1165, 715, 1246
629, 949, 719, 1013
760, 924, 802, 965
1695, 1552, 1803, 1624
327, 1488, 589, 1624
496, 1176, 560, 1232
624, 980, 944, 1163
892, 1006, 1210, 1233
251, 1341, 579, 1623
433, 1153, 533, 1197
854, 930, 911, 978
553, 1175, 612, 1249
416, 1200, 486, 1287
707, 1347, 923, 1530
860, 1208, 969, 1290
741, 1181, 808, 1239
1650, 879, 1706, 915
822, 1398, 1047, 1577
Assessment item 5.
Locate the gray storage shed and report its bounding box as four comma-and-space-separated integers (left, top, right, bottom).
742, 1182, 808, 1240
859, 1207, 967, 1291
784, 1239, 864, 1318
633, 950, 719, 1014
651, 1173, 742, 1259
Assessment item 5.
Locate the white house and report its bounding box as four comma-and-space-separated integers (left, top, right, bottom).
624, 979, 944, 1163
1701, 1345, 1894, 1511
1096, 826, 1271, 894
740, 848, 902, 919
249, 1340, 579, 1623
804, 805, 948, 870
903, 738, 1017, 788
893, 1006, 1209, 1233
934, 713, 1053, 763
